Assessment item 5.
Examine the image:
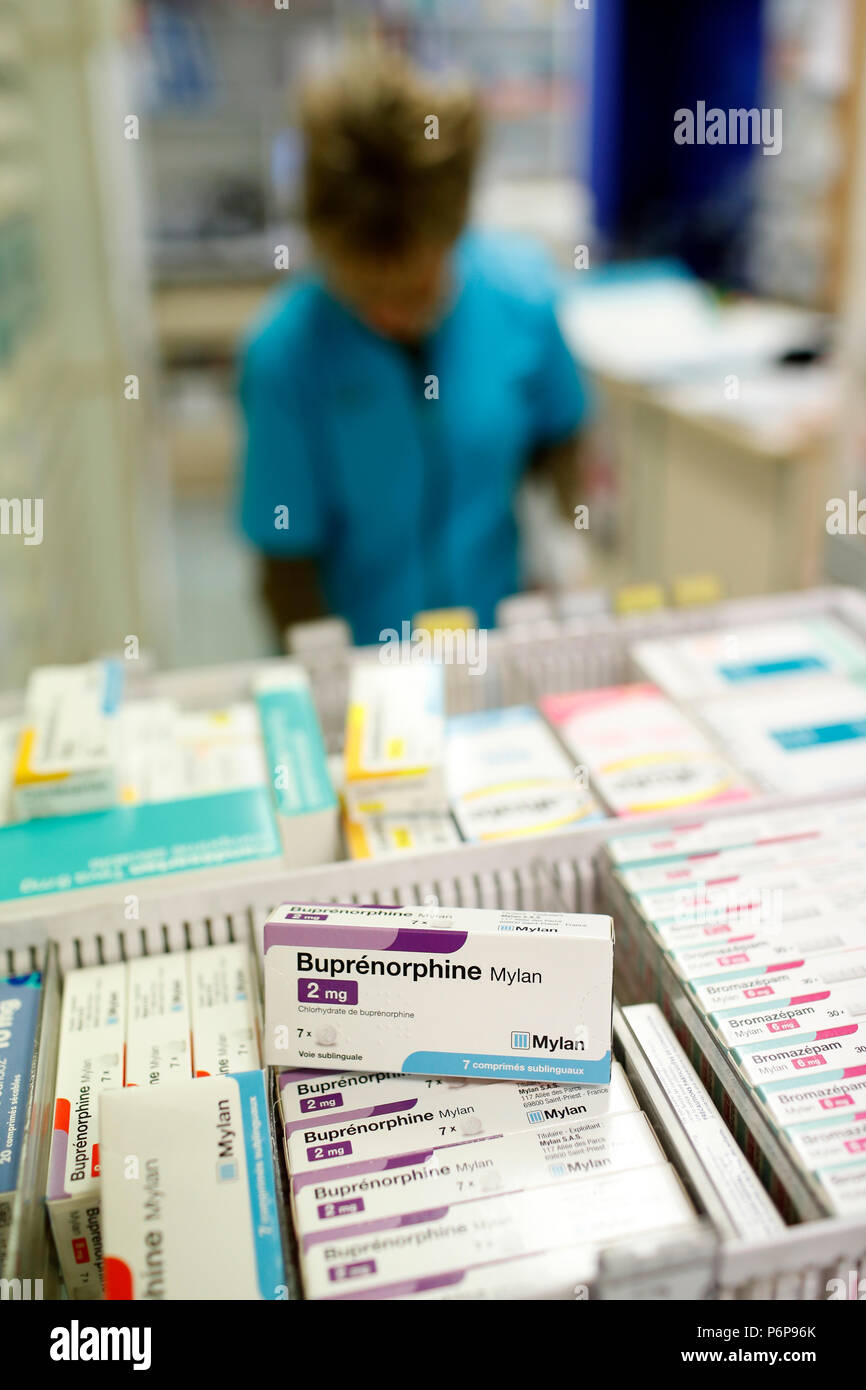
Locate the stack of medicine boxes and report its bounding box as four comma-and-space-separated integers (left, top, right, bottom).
264, 896, 701, 1301
606, 795, 866, 1221
46, 943, 261, 1298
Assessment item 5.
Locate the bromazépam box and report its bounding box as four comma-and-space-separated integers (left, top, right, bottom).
264, 904, 614, 1083
710, 981, 866, 1049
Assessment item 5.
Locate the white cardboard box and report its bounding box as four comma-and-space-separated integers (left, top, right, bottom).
301, 1162, 697, 1300
264, 903, 614, 1084
188, 942, 261, 1078
446, 705, 601, 841
100, 1072, 285, 1300
14, 661, 123, 819
343, 662, 447, 816
291, 1109, 664, 1234
125, 953, 192, 1088
46, 963, 127, 1300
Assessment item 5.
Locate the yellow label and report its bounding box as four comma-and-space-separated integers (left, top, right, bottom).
344, 816, 372, 860
413, 607, 477, 635
598, 750, 734, 813
13, 727, 69, 786
475, 804, 599, 840
345, 704, 431, 783
672, 573, 723, 608
344, 703, 365, 780
614, 583, 665, 616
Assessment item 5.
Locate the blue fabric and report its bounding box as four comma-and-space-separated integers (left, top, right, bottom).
238, 230, 587, 645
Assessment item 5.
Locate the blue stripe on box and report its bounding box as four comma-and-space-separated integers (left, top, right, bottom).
233, 1070, 286, 1299
718, 656, 826, 682
772, 719, 866, 752
402, 1049, 612, 1084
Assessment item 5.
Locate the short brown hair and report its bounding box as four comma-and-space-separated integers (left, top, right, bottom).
301, 47, 483, 260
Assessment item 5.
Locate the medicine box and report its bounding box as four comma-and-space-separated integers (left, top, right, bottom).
605, 798, 866, 869
264, 903, 614, 1083
631, 617, 866, 701
711, 982, 866, 1049
188, 942, 261, 1078
125, 954, 191, 1088
290, 1109, 664, 1233
786, 1116, 866, 1174
670, 923, 866, 984
13, 661, 123, 819
814, 1164, 866, 1215
0, 718, 20, 826
0, 971, 42, 1267
254, 666, 339, 867
689, 948, 866, 1013
101, 1072, 286, 1300
734, 1026, 866, 1088
695, 676, 866, 795
343, 809, 461, 859
540, 684, 752, 817
46, 963, 126, 1299
343, 662, 447, 816
758, 1070, 866, 1129
280, 1062, 639, 1174
300, 1162, 698, 1300
445, 705, 601, 841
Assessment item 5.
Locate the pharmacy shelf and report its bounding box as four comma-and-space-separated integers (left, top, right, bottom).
3, 585, 866, 931
293, 584, 866, 752
5, 585, 866, 1297
8, 781, 866, 964
6, 820, 866, 1301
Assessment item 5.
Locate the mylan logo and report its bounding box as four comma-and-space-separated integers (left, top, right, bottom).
511, 1031, 530, 1050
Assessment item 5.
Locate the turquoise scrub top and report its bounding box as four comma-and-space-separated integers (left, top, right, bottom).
238, 230, 587, 645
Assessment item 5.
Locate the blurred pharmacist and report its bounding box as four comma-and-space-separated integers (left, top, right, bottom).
238, 48, 589, 647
